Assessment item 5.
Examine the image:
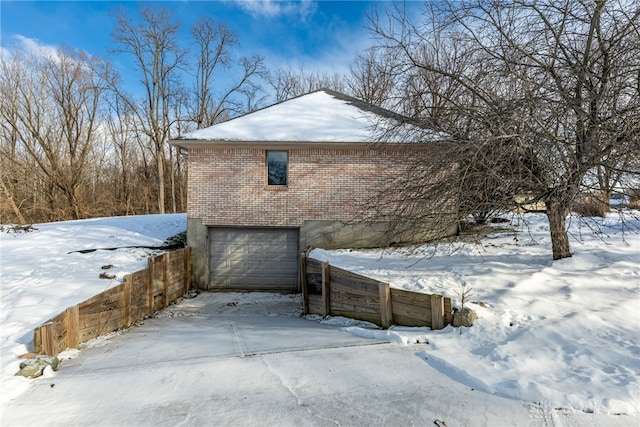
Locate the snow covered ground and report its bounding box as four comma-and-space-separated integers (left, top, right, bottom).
0, 214, 186, 403
1, 211, 638, 422
311, 212, 640, 416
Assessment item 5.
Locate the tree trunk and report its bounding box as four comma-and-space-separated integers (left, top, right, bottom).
64, 186, 81, 220
1, 177, 26, 223
156, 149, 165, 214
601, 190, 611, 211
545, 199, 572, 260
169, 146, 177, 213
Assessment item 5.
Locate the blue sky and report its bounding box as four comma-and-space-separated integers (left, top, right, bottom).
0, 1, 390, 96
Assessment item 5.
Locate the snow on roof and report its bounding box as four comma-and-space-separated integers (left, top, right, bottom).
176, 89, 427, 143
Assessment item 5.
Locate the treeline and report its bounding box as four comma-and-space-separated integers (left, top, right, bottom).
0, 6, 364, 224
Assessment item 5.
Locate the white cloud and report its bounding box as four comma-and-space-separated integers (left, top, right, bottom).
232, 0, 316, 19
0, 46, 11, 59
3, 35, 98, 74
265, 22, 376, 81
9, 35, 59, 59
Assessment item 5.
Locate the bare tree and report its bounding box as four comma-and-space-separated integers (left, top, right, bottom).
0, 48, 105, 221
209, 54, 268, 119
103, 91, 139, 215
268, 65, 346, 102
0, 51, 27, 223
367, 0, 640, 260
110, 5, 187, 214
346, 49, 396, 107
191, 18, 236, 129
191, 17, 268, 127
168, 86, 190, 213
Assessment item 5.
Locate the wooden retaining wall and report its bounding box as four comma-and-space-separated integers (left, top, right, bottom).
301, 256, 452, 329
34, 247, 192, 356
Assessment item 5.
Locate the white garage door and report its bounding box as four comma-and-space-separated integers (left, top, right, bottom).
209, 228, 299, 291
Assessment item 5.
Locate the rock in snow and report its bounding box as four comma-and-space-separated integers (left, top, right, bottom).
452, 307, 478, 327
15, 355, 59, 379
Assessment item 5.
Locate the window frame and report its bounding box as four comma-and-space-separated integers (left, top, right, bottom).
265, 150, 289, 189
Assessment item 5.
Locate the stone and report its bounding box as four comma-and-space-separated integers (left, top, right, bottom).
18, 352, 37, 359
452, 307, 478, 327
15, 355, 59, 379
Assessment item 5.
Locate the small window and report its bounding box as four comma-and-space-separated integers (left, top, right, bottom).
266, 151, 288, 186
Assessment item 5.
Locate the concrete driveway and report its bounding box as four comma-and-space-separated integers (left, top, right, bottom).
1, 293, 624, 427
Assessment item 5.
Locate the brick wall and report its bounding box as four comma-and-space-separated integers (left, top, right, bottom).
187, 146, 416, 227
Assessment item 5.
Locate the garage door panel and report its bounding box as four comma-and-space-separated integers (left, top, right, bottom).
209, 228, 299, 291
281, 262, 297, 272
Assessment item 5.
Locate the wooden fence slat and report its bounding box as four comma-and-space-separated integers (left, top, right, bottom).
306, 258, 324, 271
330, 308, 381, 325
330, 300, 380, 315
329, 267, 386, 285
392, 300, 432, 321
163, 251, 170, 308
321, 262, 330, 316
65, 305, 80, 349
79, 308, 125, 330
300, 253, 309, 314
147, 257, 155, 315
130, 269, 148, 323
390, 288, 431, 306
78, 318, 123, 342
330, 288, 379, 311
79, 285, 122, 309
187, 247, 192, 291
40, 323, 55, 356
392, 313, 430, 327
307, 295, 323, 314
51, 315, 67, 355
123, 276, 132, 328
183, 247, 190, 293
330, 281, 379, 299
379, 283, 392, 328
79, 287, 123, 315
33, 327, 42, 354
430, 294, 445, 330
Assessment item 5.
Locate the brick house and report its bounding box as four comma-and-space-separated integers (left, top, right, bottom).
170, 89, 456, 291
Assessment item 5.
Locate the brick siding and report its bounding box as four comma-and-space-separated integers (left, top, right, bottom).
187, 146, 417, 227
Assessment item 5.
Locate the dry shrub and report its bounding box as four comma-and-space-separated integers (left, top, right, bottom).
629, 189, 640, 209
573, 197, 608, 217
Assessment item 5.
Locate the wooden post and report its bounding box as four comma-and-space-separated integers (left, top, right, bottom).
162, 253, 169, 308
39, 323, 56, 356
65, 305, 80, 349
321, 262, 330, 316
123, 276, 132, 328
147, 257, 155, 315
188, 247, 193, 290
430, 294, 445, 330
183, 247, 190, 293
300, 253, 309, 314
378, 283, 393, 328
33, 327, 42, 354
444, 296, 454, 326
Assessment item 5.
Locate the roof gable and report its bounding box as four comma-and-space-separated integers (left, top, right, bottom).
175, 89, 422, 144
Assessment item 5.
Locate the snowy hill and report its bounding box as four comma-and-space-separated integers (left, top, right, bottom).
0, 214, 186, 402
310, 212, 640, 415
